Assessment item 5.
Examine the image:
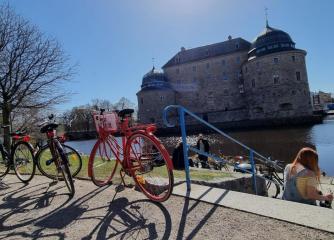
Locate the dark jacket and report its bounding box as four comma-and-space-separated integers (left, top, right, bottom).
196, 139, 210, 153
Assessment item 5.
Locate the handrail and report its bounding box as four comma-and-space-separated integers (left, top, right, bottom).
163, 105, 283, 192
163, 105, 282, 169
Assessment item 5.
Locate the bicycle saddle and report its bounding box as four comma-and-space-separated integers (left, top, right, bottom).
118, 109, 134, 118
40, 123, 59, 133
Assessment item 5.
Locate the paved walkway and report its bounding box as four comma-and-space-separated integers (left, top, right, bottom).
173, 182, 334, 233
0, 174, 333, 239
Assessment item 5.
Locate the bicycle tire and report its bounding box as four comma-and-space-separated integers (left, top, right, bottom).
55, 140, 75, 197
265, 177, 281, 198
12, 141, 36, 183
125, 132, 174, 202
36, 144, 82, 179
88, 137, 119, 187
0, 147, 9, 178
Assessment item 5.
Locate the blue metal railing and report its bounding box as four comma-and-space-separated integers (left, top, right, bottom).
163, 105, 282, 192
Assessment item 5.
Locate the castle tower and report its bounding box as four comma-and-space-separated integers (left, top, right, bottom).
242, 23, 313, 119
136, 67, 175, 125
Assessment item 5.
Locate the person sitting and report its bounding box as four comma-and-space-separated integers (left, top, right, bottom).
196, 134, 210, 169
282, 147, 333, 206
172, 141, 194, 170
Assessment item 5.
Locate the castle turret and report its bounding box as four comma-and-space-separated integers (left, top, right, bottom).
242, 23, 313, 119
136, 67, 175, 125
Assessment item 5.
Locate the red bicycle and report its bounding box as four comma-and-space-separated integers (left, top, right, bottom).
88, 109, 174, 202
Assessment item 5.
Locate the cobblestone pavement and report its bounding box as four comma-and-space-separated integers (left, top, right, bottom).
0, 174, 333, 240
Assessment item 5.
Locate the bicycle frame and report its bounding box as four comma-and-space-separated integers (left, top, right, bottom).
88, 112, 172, 180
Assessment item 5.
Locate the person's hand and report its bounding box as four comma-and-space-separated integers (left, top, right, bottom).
323, 193, 333, 201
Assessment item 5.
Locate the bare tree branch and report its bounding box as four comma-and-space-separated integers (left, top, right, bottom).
0, 5, 74, 150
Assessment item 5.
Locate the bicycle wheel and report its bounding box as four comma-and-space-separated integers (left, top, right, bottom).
36, 144, 82, 179
12, 141, 35, 183
55, 141, 75, 197
125, 132, 174, 202
265, 177, 281, 198
0, 148, 9, 178
88, 137, 119, 187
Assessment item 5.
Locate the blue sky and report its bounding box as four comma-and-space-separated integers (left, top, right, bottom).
4, 0, 334, 111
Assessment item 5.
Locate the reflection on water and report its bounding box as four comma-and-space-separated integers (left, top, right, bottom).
67, 115, 334, 176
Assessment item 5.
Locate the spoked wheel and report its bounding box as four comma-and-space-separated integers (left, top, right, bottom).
12, 141, 36, 183
265, 177, 281, 198
56, 142, 75, 197
37, 144, 82, 179
126, 132, 174, 202
89, 137, 119, 187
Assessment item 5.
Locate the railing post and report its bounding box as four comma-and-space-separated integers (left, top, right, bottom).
179, 107, 191, 191
249, 150, 257, 195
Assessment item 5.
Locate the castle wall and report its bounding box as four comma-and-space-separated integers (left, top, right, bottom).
163, 50, 249, 123
242, 50, 313, 119
137, 89, 175, 125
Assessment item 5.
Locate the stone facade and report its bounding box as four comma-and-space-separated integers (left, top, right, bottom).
242, 50, 312, 119
137, 24, 314, 127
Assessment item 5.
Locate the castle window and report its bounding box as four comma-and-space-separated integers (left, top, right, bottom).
235, 43, 239, 49
252, 79, 256, 88
160, 96, 164, 101
245, 67, 248, 73
273, 74, 279, 84
176, 68, 180, 74
274, 58, 279, 64
223, 89, 229, 96
279, 103, 293, 111
192, 66, 197, 72
292, 56, 296, 62
206, 50, 209, 56
150, 118, 155, 123
292, 90, 296, 95
296, 71, 301, 81
223, 72, 228, 80
206, 63, 210, 69
141, 98, 143, 104
221, 60, 226, 66
236, 57, 240, 63
239, 84, 244, 93
253, 107, 263, 113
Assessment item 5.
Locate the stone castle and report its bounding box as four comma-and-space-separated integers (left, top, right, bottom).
137, 22, 314, 128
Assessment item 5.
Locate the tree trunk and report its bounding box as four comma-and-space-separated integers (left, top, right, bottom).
2, 103, 11, 152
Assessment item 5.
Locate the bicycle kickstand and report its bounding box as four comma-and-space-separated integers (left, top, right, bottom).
119, 169, 132, 188
45, 177, 59, 193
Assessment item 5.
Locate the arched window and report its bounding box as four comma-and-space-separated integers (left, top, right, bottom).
279, 103, 293, 111
253, 107, 263, 113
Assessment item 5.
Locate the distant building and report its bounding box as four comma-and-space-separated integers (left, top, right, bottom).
137, 22, 313, 127
312, 91, 333, 111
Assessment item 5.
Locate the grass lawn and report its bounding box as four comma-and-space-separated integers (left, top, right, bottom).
36, 152, 232, 183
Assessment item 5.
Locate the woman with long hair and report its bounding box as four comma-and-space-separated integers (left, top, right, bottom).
282, 147, 333, 205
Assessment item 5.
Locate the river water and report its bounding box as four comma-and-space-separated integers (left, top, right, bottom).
67, 115, 334, 176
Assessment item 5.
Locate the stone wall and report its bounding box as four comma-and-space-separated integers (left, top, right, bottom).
137, 89, 175, 125
163, 50, 249, 113
242, 50, 313, 119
